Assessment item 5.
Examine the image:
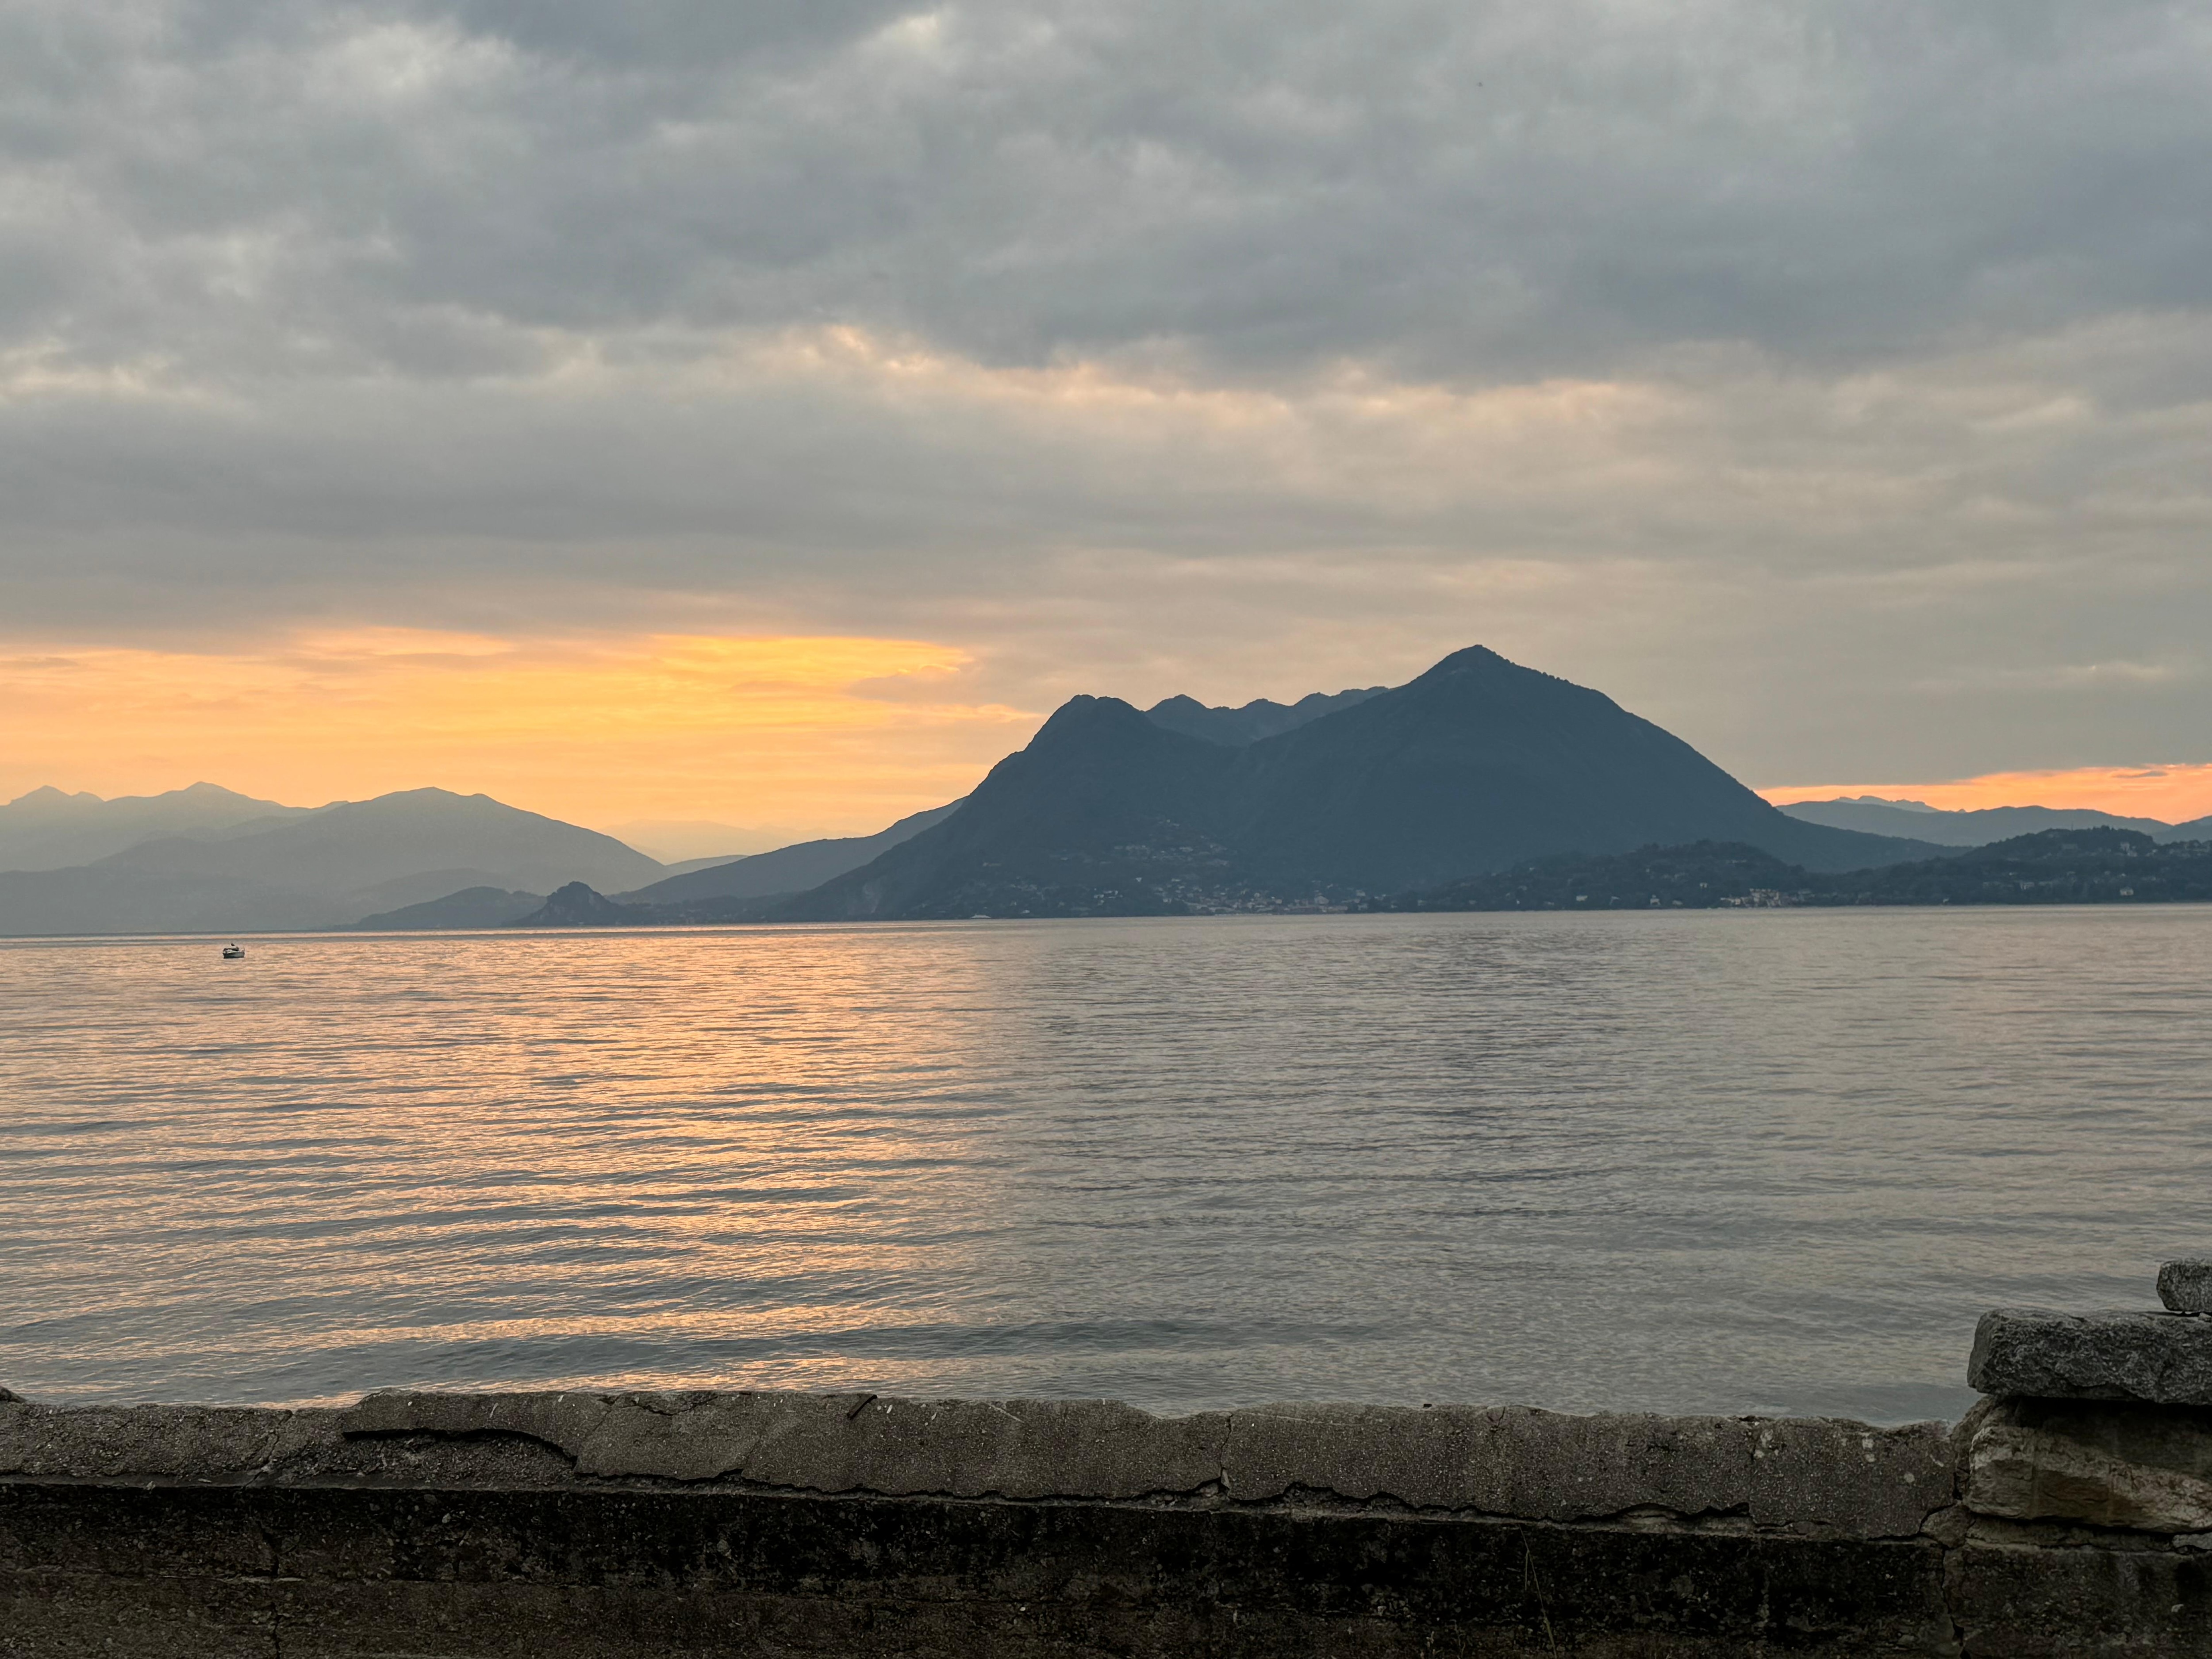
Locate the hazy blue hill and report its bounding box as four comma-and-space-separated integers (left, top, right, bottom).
1781, 796, 2171, 845
0, 787, 668, 936
350, 886, 546, 930
1144, 687, 1385, 746
1377, 827, 2212, 911
2158, 815, 2212, 842
1820, 826, 2212, 905
776, 697, 1239, 919
93, 788, 662, 896
1378, 841, 1811, 910
620, 801, 964, 904
0, 782, 311, 872
1214, 646, 1932, 889
657, 853, 757, 876
773, 646, 1942, 920
512, 881, 656, 927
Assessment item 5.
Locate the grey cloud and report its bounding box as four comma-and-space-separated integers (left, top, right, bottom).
6, 0, 2209, 380
3, 0, 2211, 787
4, 308, 2208, 780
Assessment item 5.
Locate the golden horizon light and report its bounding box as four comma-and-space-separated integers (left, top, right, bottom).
0, 631, 1039, 837
1761, 765, 2212, 827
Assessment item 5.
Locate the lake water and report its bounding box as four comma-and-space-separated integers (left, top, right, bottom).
4, 908, 2210, 1424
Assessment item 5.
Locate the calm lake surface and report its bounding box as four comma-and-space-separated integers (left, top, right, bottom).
4, 909, 2210, 1423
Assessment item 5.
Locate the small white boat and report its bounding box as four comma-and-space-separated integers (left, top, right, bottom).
221, 943, 246, 960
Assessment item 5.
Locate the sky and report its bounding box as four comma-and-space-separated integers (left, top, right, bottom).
5, 0, 2211, 835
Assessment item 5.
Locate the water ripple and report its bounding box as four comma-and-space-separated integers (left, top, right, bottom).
4, 908, 2210, 1420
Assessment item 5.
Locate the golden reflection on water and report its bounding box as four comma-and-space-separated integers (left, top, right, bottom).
4, 910, 2212, 1421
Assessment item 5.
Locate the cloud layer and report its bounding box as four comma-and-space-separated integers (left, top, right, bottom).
4, 0, 2210, 808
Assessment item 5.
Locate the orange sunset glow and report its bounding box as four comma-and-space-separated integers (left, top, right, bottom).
0, 632, 1037, 834
1762, 765, 2212, 826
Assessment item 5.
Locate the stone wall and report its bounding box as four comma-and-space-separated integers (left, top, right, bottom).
0, 1381, 2204, 1656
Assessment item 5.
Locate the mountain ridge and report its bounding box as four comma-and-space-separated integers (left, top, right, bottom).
1144, 687, 1386, 746
620, 801, 964, 904
1372, 827, 2212, 910
0, 782, 313, 872
772, 646, 1944, 922
1779, 796, 2175, 845
0, 787, 666, 936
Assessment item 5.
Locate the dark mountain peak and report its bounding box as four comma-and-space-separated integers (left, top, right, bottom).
1417, 643, 1514, 676
1034, 694, 1153, 742
1400, 644, 1591, 705
980, 695, 1225, 808
1003, 696, 1219, 788
771, 693, 1236, 921
776, 644, 1939, 922
512, 881, 648, 927
1147, 693, 1210, 721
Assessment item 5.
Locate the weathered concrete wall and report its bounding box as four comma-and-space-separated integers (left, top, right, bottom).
0, 1385, 2206, 1656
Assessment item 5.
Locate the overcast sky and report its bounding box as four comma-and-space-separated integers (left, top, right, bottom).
5, 0, 2210, 827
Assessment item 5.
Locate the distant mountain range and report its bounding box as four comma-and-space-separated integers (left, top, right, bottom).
758, 646, 1948, 922
0, 782, 311, 870
349, 886, 549, 931
13, 645, 2204, 936
0, 777, 968, 936
0, 788, 661, 936
1372, 828, 2212, 911
596, 818, 814, 864
1777, 795, 2202, 845
620, 803, 963, 906
345, 801, 968, 930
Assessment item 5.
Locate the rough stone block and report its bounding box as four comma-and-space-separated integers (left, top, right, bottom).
325, 1391, 1956, 1534
1970, 1308, 2212, 1404
339, 1388, 614, 1459
1964, 1396, 2212, 1533
2162, 1261, 2212, 1317
1218, 1402, 1949, 1535
1743, 1414, 1954, 1537
787, 1395, 1229, 1499
0, 1401, 322, 1483
0, 1479, 1959, 1657
1949, 1534, 2212, 1658
0, 1567, 276, 1659
0, 1482, 274, 1579
339, 1390, 1232, 1499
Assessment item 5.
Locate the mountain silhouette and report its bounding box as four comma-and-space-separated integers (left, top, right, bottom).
1214, 646, 1932, 889
0, 782, 310, 872
1378, 827, 2212, 910
350, 886, 547, 930
93, 788, 659, 895
620, 801, 964, 904
512, 881, 653, 928
1144, 687, 1385, 746
1780, 796, 2172, 845
776, 697, 1238, 919
0, 787, 665, 935
777, 646, 1941, 920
